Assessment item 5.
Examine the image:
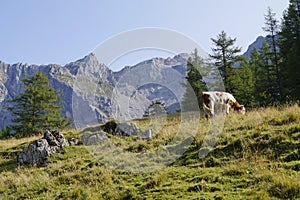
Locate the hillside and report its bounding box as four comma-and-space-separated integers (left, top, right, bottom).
0, 104, 300, 199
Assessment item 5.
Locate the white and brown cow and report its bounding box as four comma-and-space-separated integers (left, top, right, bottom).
202, 91, 245, 119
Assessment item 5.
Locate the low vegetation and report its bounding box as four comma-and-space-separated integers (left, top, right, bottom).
0, 104, 300, 199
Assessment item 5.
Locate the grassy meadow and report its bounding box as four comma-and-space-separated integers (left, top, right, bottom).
0, 104, 300, 199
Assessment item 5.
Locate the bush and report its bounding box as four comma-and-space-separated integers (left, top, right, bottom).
0, 127, 11, 139
101, 120, 118, 134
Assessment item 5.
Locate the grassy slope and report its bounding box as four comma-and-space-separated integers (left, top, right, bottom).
0, 105, 300, 199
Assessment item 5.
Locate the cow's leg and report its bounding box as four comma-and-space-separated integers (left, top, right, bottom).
203, 103, 210, 119
205, 109, 209, 119
226, 104, 230, 115
210, 102, 214, 118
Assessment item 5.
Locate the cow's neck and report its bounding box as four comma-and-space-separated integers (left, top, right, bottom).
232, 101, 243, 110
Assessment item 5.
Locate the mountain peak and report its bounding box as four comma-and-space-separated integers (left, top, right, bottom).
76, 53, 98, 64
243, 36, 266, 58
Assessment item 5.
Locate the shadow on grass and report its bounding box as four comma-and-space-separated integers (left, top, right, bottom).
0, 159, 18, 173
0, 142, 26, 173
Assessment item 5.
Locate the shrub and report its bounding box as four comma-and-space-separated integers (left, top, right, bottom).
101, 120, 118, 134
0, 127, 11, 139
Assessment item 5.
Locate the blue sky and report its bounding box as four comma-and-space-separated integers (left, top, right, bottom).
0, 0, 289, 71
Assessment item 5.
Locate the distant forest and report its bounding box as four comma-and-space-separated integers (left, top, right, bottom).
185, 0, 300, 109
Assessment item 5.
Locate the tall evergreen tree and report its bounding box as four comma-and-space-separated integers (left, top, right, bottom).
249, 41, 280, 106
182, 49, 207, 112
231, 58, 255, 108
248, 47, 261, 79
7, 72, 70, 137
248, 47, 266, 106
263, 7, 282, 101
143, 101, 166, 117
279, 0, 300, 100
259, 41, 278, 106
210, 31, 241, 93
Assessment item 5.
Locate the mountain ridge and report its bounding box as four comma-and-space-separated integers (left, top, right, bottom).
0, 37, 264, 130
0, 53, 190, 129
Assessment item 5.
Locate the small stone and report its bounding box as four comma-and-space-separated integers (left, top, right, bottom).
140, 129, 156, 140
68, 138, 79, 146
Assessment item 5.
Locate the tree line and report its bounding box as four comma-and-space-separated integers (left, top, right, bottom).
184, 0, 300, 109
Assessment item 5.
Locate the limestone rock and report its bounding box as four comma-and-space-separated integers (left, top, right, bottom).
18, 130, 68, 166
43, 130, 59, 146
115, 122, 141, 136
140, 129, 156, 140
68, 138, 79, 146
51, 130, 68, 147
17, 139, 52, 166
43, 130, 68, 148
81, 131, 107, 146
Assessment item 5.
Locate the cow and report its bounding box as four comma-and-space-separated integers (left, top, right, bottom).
202, 91, 245, 119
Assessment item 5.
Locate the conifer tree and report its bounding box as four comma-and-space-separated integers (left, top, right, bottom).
182, 49, 207, 112
255, 41, 282, 106
248, 47, 261, 79
231, 58, 255, 108
248, 47, 265, 106
144, 101, 166, 117
263, 7, 282, 101
279, 0, 300, 100
7, 72, 70, 137
210, 31, 241, 93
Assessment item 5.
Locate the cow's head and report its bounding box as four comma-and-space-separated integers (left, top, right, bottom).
232, 102, 246, 115
238, 105, 246, 115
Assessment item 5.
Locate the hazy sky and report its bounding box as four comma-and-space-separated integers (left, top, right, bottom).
0, 0, 289, 71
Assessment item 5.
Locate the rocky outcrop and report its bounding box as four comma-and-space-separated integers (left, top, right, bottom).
17, 130, 69, 166
43, 130, 68, 148
17, 139, 52, 166
81, 131, 107, 146
115, 122, 141, 136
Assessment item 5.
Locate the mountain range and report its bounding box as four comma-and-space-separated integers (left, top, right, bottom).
0, 53, 194, 129
0, 36, 265, 129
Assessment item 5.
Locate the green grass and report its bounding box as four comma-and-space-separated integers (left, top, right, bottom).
0, 104, 300, 199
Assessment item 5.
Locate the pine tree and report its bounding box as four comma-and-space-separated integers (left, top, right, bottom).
248, 47, 261, 82
144, 101, 166, 117
210, 31, 241, 93
263, 7, 282, 101
231, 58, 255, 108
279, 0, 300, 101
256, 41, 282, 106
7, 72, 70, 137
248, 47, 265, 106
182, 49, 207, 112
